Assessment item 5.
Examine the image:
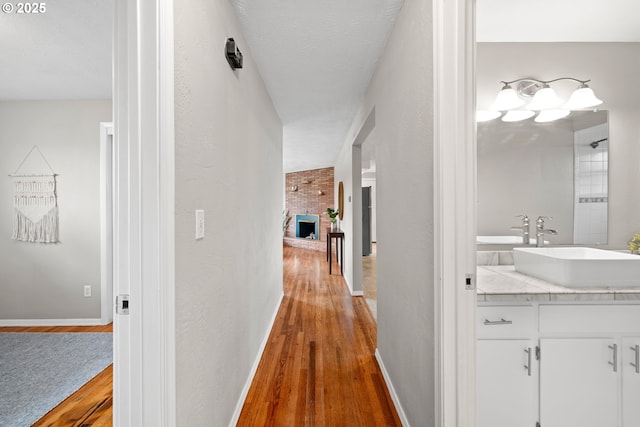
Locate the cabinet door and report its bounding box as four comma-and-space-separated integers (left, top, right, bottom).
540, 338, 619, 427
622, 337, 640, 427
477, 339, 537, 427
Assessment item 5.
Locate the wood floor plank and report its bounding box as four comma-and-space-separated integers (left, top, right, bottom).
237, 246, 402, 426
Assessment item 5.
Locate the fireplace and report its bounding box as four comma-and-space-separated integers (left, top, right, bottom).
295, 214, 319, 240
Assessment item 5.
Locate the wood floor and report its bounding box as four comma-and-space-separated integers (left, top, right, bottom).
237, 246, 401, 426
1, 246, 399, 426
0, 323, 113, 426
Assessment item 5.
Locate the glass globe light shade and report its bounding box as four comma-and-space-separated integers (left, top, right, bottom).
492, 85, 525, 111
535, 109, 571, 123
563, 85, 603, 110
476, 110, 501, 122
501, 110, 535, 122
526, 86, 564, 110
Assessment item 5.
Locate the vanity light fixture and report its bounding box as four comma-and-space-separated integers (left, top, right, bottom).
502, 109, 535, 122
478, 77, 603, 123
476, 110, 502, 122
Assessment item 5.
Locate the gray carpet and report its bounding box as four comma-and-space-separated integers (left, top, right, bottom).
0, 332, 113, 427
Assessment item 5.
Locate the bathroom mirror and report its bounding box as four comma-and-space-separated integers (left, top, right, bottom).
477, 110, 608, 248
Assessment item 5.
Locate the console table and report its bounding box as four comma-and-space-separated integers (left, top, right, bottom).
326, 228, 344, 275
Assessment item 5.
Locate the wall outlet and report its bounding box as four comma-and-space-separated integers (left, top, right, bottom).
195, 209, 205, 239
84, 285, 92, 297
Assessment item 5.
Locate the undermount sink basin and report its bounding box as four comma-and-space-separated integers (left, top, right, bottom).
513, 247, 640, 288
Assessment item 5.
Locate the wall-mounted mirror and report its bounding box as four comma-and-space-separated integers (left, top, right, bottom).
477, 110, 608, 248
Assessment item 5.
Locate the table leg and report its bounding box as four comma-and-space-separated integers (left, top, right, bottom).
329, 235, 332, 274
340, 236, 343, 276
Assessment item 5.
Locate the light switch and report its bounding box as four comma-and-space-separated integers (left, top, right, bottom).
195, 210, 205, 239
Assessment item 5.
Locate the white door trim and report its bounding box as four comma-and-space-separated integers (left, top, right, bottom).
433, 0, 477, 426
100, 122, 114, 325
113, 0, 176, 425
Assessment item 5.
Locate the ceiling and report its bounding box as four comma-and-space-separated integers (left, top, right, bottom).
1, 0, 638, 172
229, 0, 403, 173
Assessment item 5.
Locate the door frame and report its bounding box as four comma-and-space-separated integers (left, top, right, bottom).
100, 122, 114, 325
113, 0, 176, 424
433, 0, 477, 425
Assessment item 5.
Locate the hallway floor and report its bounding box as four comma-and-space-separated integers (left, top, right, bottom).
237, 246, 401, 426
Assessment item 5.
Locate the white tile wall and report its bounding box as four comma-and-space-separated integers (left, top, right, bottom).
574, 123, 608, 244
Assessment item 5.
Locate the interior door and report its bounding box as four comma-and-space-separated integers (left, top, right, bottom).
362, 186, 372, 256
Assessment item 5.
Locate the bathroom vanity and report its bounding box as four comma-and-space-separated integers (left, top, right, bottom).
477, 252, 640, 427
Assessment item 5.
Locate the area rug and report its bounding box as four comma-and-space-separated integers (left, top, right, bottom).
0, 332, 113, 427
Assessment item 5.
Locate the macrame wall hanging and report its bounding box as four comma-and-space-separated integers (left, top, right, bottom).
9, 146, 59, 243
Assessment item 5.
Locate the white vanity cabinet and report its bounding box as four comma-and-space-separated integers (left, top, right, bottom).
476, 306, 538, 427
539, 338, 619, 427
478, 303, 640, 427
538, 304, 640, 427
622, 337, 640, 427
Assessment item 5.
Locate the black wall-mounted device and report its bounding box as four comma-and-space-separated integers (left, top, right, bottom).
225, 38, 243, 70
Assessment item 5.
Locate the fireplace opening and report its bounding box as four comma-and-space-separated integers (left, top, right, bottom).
295, 214, 319, 240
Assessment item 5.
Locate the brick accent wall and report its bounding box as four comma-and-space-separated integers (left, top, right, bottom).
284, 167, 335, 252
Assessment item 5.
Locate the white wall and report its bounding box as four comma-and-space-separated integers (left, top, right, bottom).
0, 100, 111, 321
477, 43, 640, 249
174, 1, 283, 425
335, 0, 435, 423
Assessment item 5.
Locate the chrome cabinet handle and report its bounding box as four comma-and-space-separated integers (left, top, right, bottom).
483, 318, 513, 326
524, 347, 532, 376
609, 344, 618, 372
631, 345, 640, 374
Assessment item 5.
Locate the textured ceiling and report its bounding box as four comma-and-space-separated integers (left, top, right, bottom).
0, 0, 112, 100
229, 0, 403, 173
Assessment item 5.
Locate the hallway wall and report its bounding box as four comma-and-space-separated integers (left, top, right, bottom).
173, 1, 283, 425
335, 0, 435, 424
0, 100, 111, 322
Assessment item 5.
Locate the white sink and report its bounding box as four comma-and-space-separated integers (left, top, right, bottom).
476, 235, 544, 245
513, 247, 640, 288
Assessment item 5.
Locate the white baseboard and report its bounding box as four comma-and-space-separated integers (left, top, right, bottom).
376, 348, 410, 427
0, 318, 106, 327
351, 290, 364, 296
229, 291, 284, 427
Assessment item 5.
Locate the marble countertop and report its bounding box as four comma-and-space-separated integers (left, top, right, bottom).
477, 265, 640, 302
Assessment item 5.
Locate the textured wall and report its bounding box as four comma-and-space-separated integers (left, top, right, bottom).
0, 100, 111, 321
284, 167, 334, 252
173, 1, 283, 425
335, 0, 436, 423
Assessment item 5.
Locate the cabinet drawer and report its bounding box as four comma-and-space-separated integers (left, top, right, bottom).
540, 305, 640, 334
477, 306, 536, 339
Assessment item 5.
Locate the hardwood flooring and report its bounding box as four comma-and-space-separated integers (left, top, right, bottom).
0, 323, 113, 426
1, 246, 398, 426
237, 246, 401, 426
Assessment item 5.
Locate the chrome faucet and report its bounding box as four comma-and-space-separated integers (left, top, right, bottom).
536, 216, 558, 247
510, 214, 530, 245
